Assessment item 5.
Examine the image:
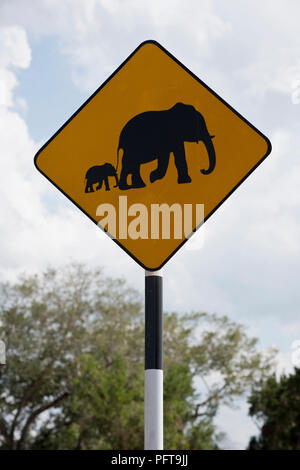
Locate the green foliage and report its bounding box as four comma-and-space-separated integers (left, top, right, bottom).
248, 368, 300, 450
0, 264, 275, 449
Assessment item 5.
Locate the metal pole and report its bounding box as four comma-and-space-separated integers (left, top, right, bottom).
144, 269, 163, 450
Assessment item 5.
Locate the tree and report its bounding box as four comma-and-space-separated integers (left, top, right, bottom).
248, 368, 300, 450
0, 264, 275, 449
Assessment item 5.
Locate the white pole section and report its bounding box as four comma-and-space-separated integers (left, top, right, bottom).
144, 269, 163, 450
145, 369, 163, 450
0, 340, 5, 366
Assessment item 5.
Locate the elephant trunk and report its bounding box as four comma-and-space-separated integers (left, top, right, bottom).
200, 134, 216, 175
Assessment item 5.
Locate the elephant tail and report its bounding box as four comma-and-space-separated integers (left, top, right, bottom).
116, 146, 120, 173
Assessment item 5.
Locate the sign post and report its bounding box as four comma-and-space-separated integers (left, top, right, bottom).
145, 270, 163, 450
34, 40, 271, 449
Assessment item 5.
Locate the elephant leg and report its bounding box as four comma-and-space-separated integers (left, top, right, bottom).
131, 167, 146, 188
104, 176, 110, 191
119, 151, 146, 190
150, 153, 170, 183
173, 142, 191, 184
85, 181, 94, 193
119, 167, 131, 190
119, 151, 132, 190
96, 179, 103, 190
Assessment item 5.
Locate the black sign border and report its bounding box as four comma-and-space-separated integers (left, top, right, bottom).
34, 40, 272, 271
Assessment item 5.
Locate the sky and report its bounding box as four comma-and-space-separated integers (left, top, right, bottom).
0, 0, 300, 449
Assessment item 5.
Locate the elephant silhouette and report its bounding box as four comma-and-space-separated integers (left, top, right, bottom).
117, 102, 216, 190
85, 163, 118, 192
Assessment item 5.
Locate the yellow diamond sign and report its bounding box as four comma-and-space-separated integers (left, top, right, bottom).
34, 41, 271, 271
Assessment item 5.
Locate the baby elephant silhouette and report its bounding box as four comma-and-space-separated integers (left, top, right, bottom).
85, 163, 118, 192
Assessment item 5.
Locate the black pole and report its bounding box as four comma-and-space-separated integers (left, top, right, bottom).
145, 273, 163, 369
144, 270, 163, 449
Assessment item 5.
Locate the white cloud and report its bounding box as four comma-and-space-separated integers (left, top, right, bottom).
0, 69, 17, 107
216, 400, 258, 449
1, 0, 300, 99
275, 350, 296, 378
0, 25, 31, 69
0, 24, 138, 283
0, 0, 231, 91
0, 26, 31, 107
220, 0, 300, 97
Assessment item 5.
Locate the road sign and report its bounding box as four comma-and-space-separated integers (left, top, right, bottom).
34, 40, 271, 271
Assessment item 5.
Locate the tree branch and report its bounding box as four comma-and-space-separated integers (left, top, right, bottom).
0, 415, 12, 448
192, 384, 227, 419
10, 355, 59, 440
10, 322, 72, 441
17, 391, 69, 450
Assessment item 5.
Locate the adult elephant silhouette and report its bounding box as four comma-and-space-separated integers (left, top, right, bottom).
117, 102, 216, 190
